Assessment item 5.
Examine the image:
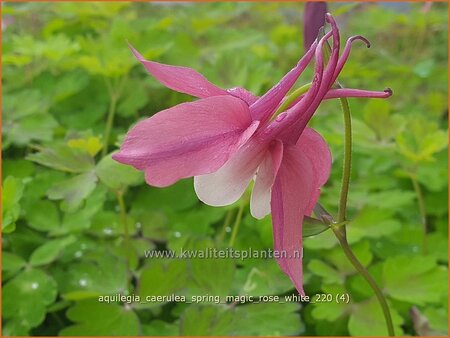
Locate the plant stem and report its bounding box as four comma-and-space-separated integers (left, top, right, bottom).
337, 93, 352, 224
229, 203, 245, 247
332, 226, 395, 336
336, 94, 395, 336
102, 91, 118, 157
218, 209, 234, 244
410, 176, 428, 254
272, 83, 312, 119
102, 77, 126, 157
115, 190, 132, 291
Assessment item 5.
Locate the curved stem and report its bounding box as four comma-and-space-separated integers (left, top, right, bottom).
337, 93, 352, 223
332, 226, 395, 336
229, 203, 245, 248
336, 93, 395, 336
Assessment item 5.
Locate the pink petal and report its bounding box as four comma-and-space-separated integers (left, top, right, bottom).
249, 39, 318, 124
331, 35, 371, 84
194, 137, 268, 207
250, 139, 283, 219
271, 146, 314, 295
296, 127, 332, 215
129, 43, 228, 98
226, 87, 259, 106
280, 87, 392, 111
113, 96, 259, 187
324, 87, 393, 99
303, 2, 327, 51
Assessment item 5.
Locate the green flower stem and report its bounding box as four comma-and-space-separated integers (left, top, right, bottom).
272, 83, 312, 119
229, 202, 245, 248
335, 93, 395, 336
115, 190, 132, 291
102, 77, 126, 157
332, 225, 395, 336
102, 95, 118, 157
337, 92, 352, 224
410, 176, 428, 254
218, 209, 234, 244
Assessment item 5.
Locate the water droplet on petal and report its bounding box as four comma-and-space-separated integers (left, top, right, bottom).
276, 112, 287, 122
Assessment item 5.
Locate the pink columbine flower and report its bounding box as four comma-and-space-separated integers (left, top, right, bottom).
113, 14, 391, 295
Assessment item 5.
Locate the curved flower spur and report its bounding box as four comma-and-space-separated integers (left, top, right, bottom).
113, 14, 391, 295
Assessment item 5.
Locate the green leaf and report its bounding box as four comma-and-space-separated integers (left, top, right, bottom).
311, 298, 346, 322
59, 253, 128, 300
2, 252, 27, 274
27, 144, 95, 173
142, 320, 178, 336
308, 260, 344, 285
348, 297, 404, 336
396, 117, 447, 163
95, 153, 142, 190
232, 302, 303, 335
363, 100, 405, 141
180, 305, 234, 336
326, 240, 373, 277
3, 269, 58, 328
29, 236, 77, 266
5, 114, 58, 147
137, 259, 188, 307
2, 176, 24, 233
347, 207, 402, 244
3, 89, 51, 120
24, 200, 60, 232
117, 79, 149, 117
232, 258, 294, 296
303, 228, 338, 250
132, 179, 197, 212
67, 136, 103, 157
60, 299, 140, 336
2, 159, 35, 179
189, 243, 235, 296
303, 216, 330, 237
47, 171, 98, 211
423, 307, 449, 335
383, 255, 448, 305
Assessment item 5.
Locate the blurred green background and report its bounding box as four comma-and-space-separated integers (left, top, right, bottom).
2, 1, 448, 336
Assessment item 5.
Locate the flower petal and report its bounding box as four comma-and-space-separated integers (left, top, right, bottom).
271, 145, 314, 295
303, 2, 327, 51
249, 39, 318, 123
324, 87, 393, 99
129, 43, 228, 98
113, 95, 259, 187
194, 137, 268, 207
250, 139, 283, 219
227, 87, 259, 105
297, 127, 332, 215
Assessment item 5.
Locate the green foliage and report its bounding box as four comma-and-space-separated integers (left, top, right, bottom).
2, 176, 24, 233
2, 2, 448, 337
